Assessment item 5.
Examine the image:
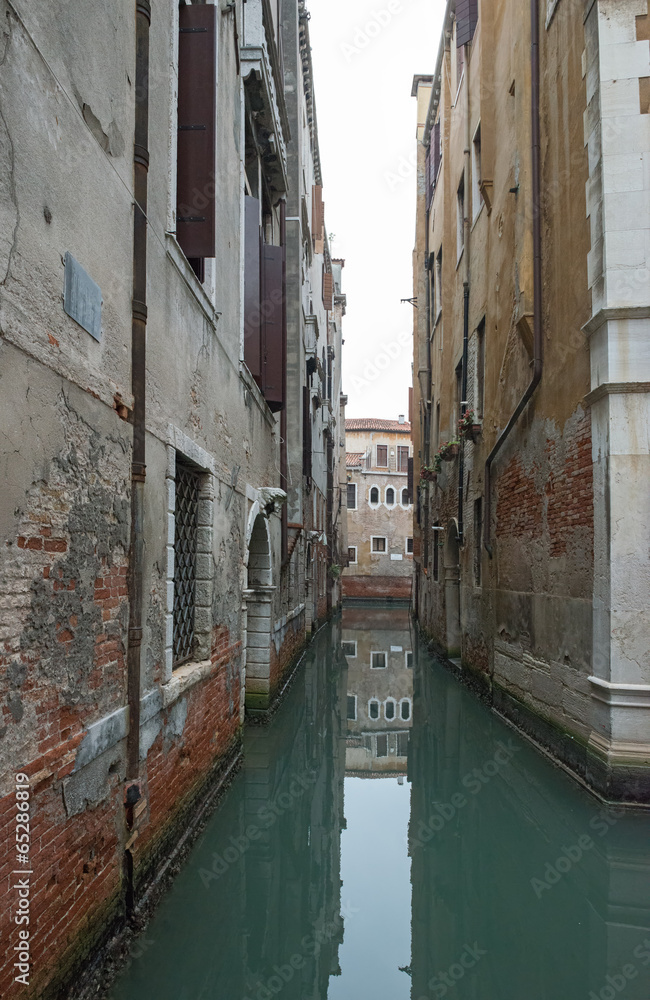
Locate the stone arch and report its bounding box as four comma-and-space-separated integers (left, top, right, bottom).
243, 503, 275, 713
444, 518, 461, 658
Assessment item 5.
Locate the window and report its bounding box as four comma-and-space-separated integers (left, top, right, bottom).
402, 488, 410, 506
397, 732, 410, 756
405, 651, 413, 669
376, 445, 388, 467
385, 487, 395, 506
177, 5, 217, 273
341, 640, 357, 657
400, 699, 411, 721
397, 446, 409, 472
370, 487, 379, 505
368, 699, 380, 720
371, 651, 387, 669
456, 36, 465, 90
474, 497, 483, 586
384, 699, 396, 721
476, 317, 486, 419
173, 460, 201, 666
406, 537, 414, 555
347, 546, 357, 565
376, 734, 388, 757
433, 522, 440, 581
472, 124, 483, 222
434, 248, 442, 319
347, 482, 357, 510
371, 536, 387, 554
243, 198, 285, 411
457, 175, 465, 261
347, 695, 357, 721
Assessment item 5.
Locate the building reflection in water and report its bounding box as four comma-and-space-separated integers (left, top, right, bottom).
408, 631, 650, 1000
342, 606, 413, 778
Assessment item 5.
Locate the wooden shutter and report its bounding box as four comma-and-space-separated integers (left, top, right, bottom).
177, 5, 216, 259
456, 0, 478, 47
407, 457, 414, 503
302, 385, 312, 480
433, 120, 441, 182
312, 185, 323, 242
322, 268, 333, 310
261, 244, 285, 411
244, 196, 262, 381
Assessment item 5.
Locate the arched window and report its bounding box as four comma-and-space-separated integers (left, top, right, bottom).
402, 488, 410, 506
384, 699, 396, 720
386, 487, 395, 506
370, 487, 379, 505
368, 699, 380, 720
400, 699, 411, 721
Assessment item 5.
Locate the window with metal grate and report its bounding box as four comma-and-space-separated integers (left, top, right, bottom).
173, 461, 200, 666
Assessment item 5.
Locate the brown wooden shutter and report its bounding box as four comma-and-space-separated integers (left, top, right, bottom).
244, 196, 262, 381
177, 5, 217, 259
261, 244, 285, 412
433, 120, 441, 182
407, 457, 414, 503
322, 268, 333, 310
312, 185, 323, 243
302, 384, 312, 480
456, 0, 478, 47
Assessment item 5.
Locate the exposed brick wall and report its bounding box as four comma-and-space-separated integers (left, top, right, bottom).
269, 614, 307, 698
496, 456, 544, 539
545, 410, 593, 558
342, 575, 412, 600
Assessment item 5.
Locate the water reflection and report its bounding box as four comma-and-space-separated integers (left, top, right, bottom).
109, 609, 650, 1000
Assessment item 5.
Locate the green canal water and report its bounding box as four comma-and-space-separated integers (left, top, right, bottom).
110, 607, 650, 1000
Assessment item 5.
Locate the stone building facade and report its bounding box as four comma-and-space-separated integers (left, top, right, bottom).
411, 0, 650, 802
0, 1, 344, 996
342, 418, 414, 602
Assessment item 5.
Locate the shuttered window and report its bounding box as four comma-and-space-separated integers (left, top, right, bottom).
312, 184, 324, 246
407, 458, 414, 502
302, 385, 312, 480
376, 445, 388, 467
260, 244, 284, 412
433, 119, 441, 184
322, 268, 333, 310
244, 196, 262, 380
177, 5, 216, 261
397, 446, 409, 472
456, 0, 479, 47
347, 483, 357, 510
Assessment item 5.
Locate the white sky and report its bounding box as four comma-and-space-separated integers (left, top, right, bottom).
308, 0, 445, 421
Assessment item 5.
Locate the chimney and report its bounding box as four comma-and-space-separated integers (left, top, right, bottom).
398, 414, 405, 424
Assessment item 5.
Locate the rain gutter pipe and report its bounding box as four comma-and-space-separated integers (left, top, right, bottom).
458, 40, 471, 546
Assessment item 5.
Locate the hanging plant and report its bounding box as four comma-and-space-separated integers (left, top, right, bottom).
439, 439, 460, 462
458, 408, 482, 443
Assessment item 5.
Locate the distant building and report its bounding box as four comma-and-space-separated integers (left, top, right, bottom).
343, 418, 413, 602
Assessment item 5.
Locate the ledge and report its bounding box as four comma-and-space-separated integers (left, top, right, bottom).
162, 658, 214, 710
582, 305, 650, 338
588, 676, 650, 709
584, 381, 650, 406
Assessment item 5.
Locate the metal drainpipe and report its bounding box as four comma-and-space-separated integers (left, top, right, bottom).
458, 41, 471, 547
126, 0, 150, 786
280, 199, 288, 564
484, 0, 543, 556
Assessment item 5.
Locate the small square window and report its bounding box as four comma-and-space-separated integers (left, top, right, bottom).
371, 651, 387, 669
371, 536, 387, 553
347, 546, 357, 565
341, 640, 357, 657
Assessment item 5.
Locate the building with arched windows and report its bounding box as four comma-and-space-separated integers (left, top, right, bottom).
343, 418, 413, 602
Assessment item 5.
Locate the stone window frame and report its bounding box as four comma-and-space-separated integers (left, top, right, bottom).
405, 651, 413, 669
384, 697, 397, 721
385, 486, 396, 507
371, 535, 388, 554
347, 545, 358, 565
400, 487, 411, 508
341, 640, 357, 658
370, 650, 387, 669
368, 698, 380, 720
346, 482, 357, 510
405, 537, 414, 555
164, 427, 215, 684
369, 486, 380, 507
400, 698, 412, 721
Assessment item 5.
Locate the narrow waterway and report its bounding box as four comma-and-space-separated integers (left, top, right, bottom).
110, 608, 650, 1000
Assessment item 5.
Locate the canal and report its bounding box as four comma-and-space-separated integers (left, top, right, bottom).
110, 607, 650, 1000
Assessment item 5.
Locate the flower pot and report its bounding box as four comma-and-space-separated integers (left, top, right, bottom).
471, 424, 482, 443
441, 443, 459, 460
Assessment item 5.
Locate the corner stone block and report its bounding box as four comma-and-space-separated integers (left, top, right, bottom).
198, 498, 214, 528
196, 526, 213, 554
